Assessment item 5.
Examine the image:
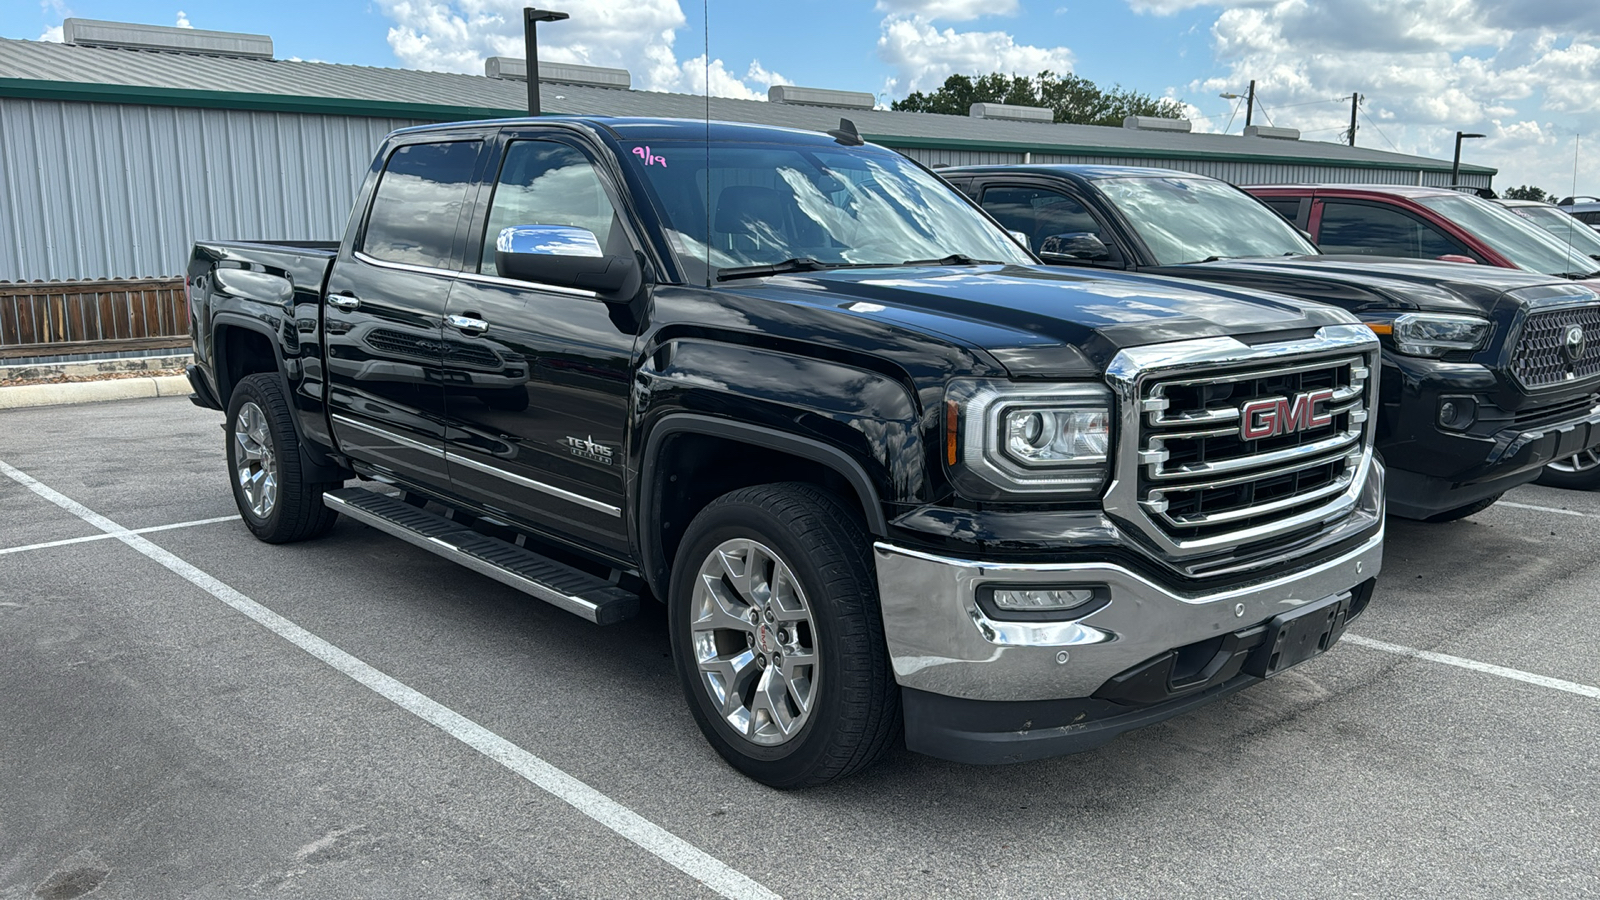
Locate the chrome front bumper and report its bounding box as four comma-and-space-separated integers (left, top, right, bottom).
874, 472, 1384, 704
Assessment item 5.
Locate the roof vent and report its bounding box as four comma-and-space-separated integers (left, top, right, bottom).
485, 57, 631, 90
1123, 116, 1192, 133
1243, 125, 1301, 141
61, 18, 273, 59
768, 85, 875, 110
969, 102, 1053, 123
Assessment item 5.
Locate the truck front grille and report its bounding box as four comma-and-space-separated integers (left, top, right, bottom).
1510, 305, 1600, 389
1138, 356, 1368, 543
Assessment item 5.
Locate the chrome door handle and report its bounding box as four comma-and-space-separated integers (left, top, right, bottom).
447, 314, 489, 334
328, 294, 361, 311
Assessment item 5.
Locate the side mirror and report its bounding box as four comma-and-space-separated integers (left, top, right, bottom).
495, 225, 640, 296
1039, 232, 1111, 262
1007, 230, 1031, 251
1436, 254, 1478, 264
1297, 227, 1315, 244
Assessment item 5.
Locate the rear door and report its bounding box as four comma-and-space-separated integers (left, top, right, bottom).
440, 129, 642, 558
1311, 199, 1483, 262
325, 136, 485, 484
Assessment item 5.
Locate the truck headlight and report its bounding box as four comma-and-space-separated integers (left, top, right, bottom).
1365, 313, 1491, 358
946, 380, 1113, 498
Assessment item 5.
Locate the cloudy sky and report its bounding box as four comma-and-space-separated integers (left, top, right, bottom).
10, 0, 1599, 194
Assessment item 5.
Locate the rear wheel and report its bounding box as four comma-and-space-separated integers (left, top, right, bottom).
668, 483, 899, 789
225, 373, 341, 543
1536, 449, 1600, 490
1423, 492, 1502, 523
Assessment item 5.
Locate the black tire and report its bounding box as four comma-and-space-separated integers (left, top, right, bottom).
668, 483, 899, 789
225, 372, 341, 543
1536, 456, 1600, 491
1423, 492, 1502, 523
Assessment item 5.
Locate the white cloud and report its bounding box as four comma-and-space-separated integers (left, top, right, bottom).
175, 10, 194, 28
874, 0, 1019, 21
38, 24, 63, 41
1172, 0, 1600, 192
877, 15, 1076, 95
376, 0, 779, 99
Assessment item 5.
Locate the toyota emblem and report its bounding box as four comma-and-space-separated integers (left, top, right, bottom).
1565, 324, 1586, 363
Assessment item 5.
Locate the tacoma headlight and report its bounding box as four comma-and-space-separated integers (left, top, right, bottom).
1366, 313, 1491, 357
945, 380, 1113, 498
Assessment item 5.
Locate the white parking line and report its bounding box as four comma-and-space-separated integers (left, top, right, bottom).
1344, 634, 1600, 700
1496, 500, 1598, 519
0, 515, 239, 556
0, 459, 781, 900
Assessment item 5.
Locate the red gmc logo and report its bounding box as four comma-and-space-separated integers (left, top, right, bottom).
1240, 389, 1335, 440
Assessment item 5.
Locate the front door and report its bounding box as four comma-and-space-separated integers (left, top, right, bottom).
441, 134, 641, 558
325, 137, 483, 485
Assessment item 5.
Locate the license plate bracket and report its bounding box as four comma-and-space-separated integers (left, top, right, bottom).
1243, 592, 1351, 678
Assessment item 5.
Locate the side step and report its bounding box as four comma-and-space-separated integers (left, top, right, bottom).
323, 488, 639, 625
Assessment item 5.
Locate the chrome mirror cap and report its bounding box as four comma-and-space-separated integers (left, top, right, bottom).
496, 224, 604, 258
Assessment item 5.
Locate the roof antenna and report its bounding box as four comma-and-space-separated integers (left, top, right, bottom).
828, 118, 864, 146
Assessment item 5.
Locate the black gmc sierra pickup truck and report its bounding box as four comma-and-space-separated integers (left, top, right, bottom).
187, 118, 1384, 788
943, 164, 1600, 511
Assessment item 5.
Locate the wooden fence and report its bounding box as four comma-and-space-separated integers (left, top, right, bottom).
0, 278, 189, 358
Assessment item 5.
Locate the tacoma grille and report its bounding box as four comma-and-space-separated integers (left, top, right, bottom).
1135, 354, 1371, 548
1510, 305, 1600, 389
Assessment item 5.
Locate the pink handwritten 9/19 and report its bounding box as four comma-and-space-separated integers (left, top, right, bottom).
633, 146, 667, 167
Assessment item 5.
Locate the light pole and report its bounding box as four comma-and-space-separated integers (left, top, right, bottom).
524, 8, 569, 116
1451, 130, 1485, 186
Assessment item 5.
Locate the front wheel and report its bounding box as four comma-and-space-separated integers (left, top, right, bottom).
669, 483, 899, 789
225, 373, 341, 543
1537, 449, 1600, 490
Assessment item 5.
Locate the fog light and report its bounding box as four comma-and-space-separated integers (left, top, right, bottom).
1439, 396, 1476, 431
992, 587, 1096, 611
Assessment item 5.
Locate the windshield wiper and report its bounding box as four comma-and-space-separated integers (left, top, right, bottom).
716, 258, 839, 281
899, 253, 999, 267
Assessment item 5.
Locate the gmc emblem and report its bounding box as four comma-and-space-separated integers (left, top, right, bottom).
1240, 389, 1335, 440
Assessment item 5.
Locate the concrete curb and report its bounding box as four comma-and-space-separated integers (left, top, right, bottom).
0, 375, 193, 410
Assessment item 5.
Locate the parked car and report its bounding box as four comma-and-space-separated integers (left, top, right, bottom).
1499, 199, 1600, 260
1556, 196, 1600, 231
1243, 183, 1600, 280
185, 118, 1385, 787
941, 164, 1600, 502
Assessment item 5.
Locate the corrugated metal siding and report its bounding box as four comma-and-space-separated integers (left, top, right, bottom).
0, 98, 423, 281
896, 146, 1492, 189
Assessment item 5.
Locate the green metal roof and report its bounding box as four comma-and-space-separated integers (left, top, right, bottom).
0, 37, 1496, 176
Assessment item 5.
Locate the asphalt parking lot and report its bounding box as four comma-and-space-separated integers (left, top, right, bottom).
3, 396, 1598, 899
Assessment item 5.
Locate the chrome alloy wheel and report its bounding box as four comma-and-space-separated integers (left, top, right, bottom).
690, 538, 819, 746
1548, 448, 1600, 474
233, 400, 279, 519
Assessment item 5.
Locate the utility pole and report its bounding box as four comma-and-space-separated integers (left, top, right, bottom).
1245, 79, 1256, 128
523, 8, 570, 116
1348, 92, 1359, 146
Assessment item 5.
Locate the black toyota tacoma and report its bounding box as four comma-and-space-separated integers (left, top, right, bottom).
187, 119, 1383, 788
943, 164, 1600, 511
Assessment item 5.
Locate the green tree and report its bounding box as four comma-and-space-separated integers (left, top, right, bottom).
893, 71, 1186, 127
1503, 185, 1554, 202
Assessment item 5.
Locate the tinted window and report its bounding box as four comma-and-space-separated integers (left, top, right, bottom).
1575, 211, 1600, 226
1414, 193, 1599, 276
982, 186, 1103, 253
480, 141, 621, 276
1317, 202, 1467, 260
1261, 198, 1303, 223
362, 141, 480, 269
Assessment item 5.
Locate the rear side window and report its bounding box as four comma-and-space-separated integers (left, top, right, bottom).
479, 141, 621, 276
1318, 201, 1467, 260
362, 140, 481, 269
1260, 198, 1303, 224
981, 186, 1103, 253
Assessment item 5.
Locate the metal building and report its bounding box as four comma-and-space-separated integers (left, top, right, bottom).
0, 18, 1498, 283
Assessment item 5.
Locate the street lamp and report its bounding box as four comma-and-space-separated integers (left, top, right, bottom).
524, 8, 569, 116
1218, 80, 1256, 128
1451, 131, 1485, 186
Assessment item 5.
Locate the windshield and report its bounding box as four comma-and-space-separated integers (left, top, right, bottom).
1507, 205, 1600, 260
1094, 175, 1317, 266
1414, 193, 1600, 278
624, 141, 1033, 282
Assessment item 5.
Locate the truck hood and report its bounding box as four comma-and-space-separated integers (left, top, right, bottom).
725, 264, 1354, 377
1161, 254, 1598, 317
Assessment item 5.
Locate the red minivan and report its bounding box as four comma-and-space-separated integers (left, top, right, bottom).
1245, 183, 1600, 281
